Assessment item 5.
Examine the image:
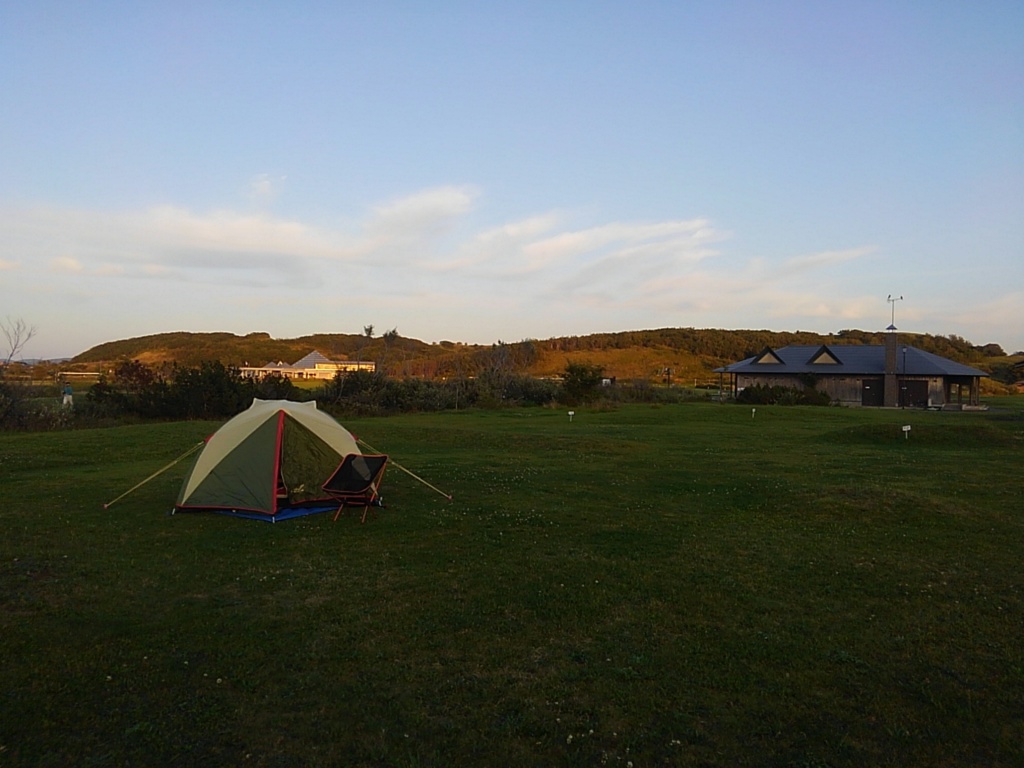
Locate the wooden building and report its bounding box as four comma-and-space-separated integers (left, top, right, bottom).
716, 334, 987, 408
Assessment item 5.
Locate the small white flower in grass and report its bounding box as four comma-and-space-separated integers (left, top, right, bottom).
566, 734, 573, 744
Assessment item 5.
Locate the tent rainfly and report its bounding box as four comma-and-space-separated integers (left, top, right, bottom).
175, 399, 362, 521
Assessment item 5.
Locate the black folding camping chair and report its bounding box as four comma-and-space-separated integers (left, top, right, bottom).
322, 454, 389, 523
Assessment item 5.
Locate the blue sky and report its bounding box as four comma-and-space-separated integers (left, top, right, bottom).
2, 1, 1022, 359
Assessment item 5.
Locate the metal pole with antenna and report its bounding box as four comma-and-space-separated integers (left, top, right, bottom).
887, 294, 903, 330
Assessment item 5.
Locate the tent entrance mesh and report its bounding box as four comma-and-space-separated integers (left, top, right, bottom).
279, 417, 344, 506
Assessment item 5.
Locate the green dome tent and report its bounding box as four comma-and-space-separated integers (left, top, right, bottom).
175, 399, 361, 521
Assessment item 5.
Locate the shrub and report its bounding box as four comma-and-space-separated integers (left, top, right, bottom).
87, 360, 260, 421
252, 373, 297, 401
737, 384, 832, 406
560, 362, 604, 405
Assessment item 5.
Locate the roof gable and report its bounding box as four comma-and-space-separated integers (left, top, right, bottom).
752, 347, 784, 364
808, 345, 842, 365
292, 350, 333, 369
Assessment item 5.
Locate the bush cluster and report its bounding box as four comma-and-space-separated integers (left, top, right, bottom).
6, 357, 745, 432
317, 370, 559, 415
86, 361, 300, 421
0, 384, 77, 431
736, 384, 833, 406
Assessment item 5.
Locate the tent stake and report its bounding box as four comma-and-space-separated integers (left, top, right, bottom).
356, 438, 453, 501
103, 441, 205, 509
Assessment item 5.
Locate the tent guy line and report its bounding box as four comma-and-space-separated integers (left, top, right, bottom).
356, 437, 453, 502
103, 440, 205, 510
102, 399, 452, 518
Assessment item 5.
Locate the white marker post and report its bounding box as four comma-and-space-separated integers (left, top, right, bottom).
902, 425, 911, 440
752, 408, 756, 419
568, 410, 575, 422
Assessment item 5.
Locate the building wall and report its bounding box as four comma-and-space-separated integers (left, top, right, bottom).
735, 373, 949, 407
240, 361, 375, 380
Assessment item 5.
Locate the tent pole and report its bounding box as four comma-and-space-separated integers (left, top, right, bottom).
356, 438, 453, 501
103, 440, 205, 509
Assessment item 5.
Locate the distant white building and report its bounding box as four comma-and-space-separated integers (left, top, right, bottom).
240, 351, 375, 381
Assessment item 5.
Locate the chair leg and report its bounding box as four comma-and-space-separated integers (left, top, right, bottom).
332, 502, 346, 522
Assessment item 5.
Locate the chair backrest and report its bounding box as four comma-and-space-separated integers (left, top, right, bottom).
322, 454, 388, 496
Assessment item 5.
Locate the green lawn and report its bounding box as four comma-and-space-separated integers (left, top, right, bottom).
1, 401, 1021, 767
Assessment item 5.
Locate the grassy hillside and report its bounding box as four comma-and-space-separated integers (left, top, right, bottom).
2, 401, 1021, 766
69, 327, 1018, 390
72, 331, 459, 369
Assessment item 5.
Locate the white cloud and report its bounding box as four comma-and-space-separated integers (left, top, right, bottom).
521, 219, 719, 274
436, 213, 561, 270
3, 195, 722, 292
353, 186, 480, 263
13, 187, 993, 357
0, 195, 851, 333
51, 256, 84, 273
761, 293, 877, 322
943, 291, 1024, 347
785, 247, 875, 270
144, 206, 341, 260
760, 247, 876, 282
368, 185, 476, 226
247, 173, 285, 204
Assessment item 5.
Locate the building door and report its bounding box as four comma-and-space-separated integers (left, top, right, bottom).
899, 380, 929, 408
861, 378, 884, 406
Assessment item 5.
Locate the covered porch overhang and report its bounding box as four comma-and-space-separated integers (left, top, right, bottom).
944, 375, 982, 408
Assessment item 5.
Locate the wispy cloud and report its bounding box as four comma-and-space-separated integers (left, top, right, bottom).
367, 185, 476, 229
0, 187, 911, 353
944, 291, 1024, 348
0, 187, 479, 281
247, 173, 286, 205
437, 213, 561, 271
354, 185, 479, 263
1, 205, 341, 273
521, 219, 720, 275
0, 192, 728, 294
771, 246, 876, 281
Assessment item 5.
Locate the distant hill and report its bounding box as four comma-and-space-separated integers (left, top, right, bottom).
72, 331, 459, 368
71, 327, 1004, 384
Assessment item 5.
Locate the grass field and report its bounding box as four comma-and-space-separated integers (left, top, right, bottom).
1, 400, 1021, 767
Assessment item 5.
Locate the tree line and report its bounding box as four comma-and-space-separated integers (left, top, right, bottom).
61, 358, 617, 425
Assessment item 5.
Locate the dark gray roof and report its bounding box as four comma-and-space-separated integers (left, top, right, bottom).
292, 351, 333, 369
716, 344, 987, 377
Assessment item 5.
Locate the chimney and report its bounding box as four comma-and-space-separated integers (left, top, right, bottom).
883, 331, 898, 407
